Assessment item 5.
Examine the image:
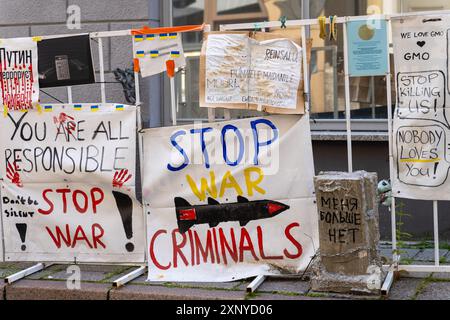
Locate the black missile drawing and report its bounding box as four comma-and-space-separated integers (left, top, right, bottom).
174, 196, 290, 233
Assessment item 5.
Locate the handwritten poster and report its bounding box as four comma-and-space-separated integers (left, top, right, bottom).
392, 15, 450, 200
133, 32, 186, 78
141, 115, 318, 282
346, 20, 389, 77
0, 37, 39, 111
200, 32, 305, 114
38, 35, 95, 88
0, 104, 145, 262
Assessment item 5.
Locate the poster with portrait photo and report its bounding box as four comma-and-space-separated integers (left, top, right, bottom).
37, 34, 95, 88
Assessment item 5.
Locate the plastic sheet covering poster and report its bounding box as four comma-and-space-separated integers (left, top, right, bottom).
0, 104, 145, 262
200, 31, 305, 114
141, 115, 318, 282
0, 37, 39, 111
392, 15, 450, 200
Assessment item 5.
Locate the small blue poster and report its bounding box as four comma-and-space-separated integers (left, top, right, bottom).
347, 19, 389, 77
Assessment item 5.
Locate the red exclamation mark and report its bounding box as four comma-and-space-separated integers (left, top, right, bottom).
16, 223, 27, 251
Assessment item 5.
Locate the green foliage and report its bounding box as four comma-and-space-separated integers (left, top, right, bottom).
399, 257, 413, 265
393, 201, 450, 263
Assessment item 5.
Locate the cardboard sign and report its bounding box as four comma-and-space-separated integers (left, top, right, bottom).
347, 19, 389, 77
133, 32, 186, 78
38, 35, 95, 88
392, 15, 450, 200
0, 104, 144, 262
0, 37, 39, 111
141, 115, 318, 282
200, 31, 309, 114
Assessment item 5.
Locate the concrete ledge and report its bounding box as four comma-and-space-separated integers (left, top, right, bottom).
109, 284, 245, 300
5, 280, 110, 300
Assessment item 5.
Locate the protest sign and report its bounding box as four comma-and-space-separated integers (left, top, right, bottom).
38, 35, 95, 88
133, 32, 186, 78
0, 37, 39, 111
392, 15, 450, 200
0, 104, 144, 262
200, 31, 308, 114
141, 115, 318, 281
346, 19, 389, 77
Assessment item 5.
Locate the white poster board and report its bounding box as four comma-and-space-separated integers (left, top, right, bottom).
392, 15, 450, 200
0, 37, 39, 111
0, 104, 145, 262
133, 32, 186, 78
141, 115, 318, 282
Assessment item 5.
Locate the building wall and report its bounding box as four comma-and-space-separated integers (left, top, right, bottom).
0, 0, 152, 123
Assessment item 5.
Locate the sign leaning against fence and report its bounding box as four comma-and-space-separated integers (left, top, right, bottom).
133, 31, 186, 78
0, 209, 3, 261
142, 115, 318, 282
0, 104, 145, 262
392, 15, 450, 200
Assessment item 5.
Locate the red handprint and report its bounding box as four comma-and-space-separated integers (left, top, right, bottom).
113, 169, 132, 188
6, 161, 23, 187
54, 112, 76, 137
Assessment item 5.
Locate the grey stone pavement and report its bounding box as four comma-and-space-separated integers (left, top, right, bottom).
1, 244, 450, 300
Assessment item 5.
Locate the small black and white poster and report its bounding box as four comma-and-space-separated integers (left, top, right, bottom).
37, 34, 95, 88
